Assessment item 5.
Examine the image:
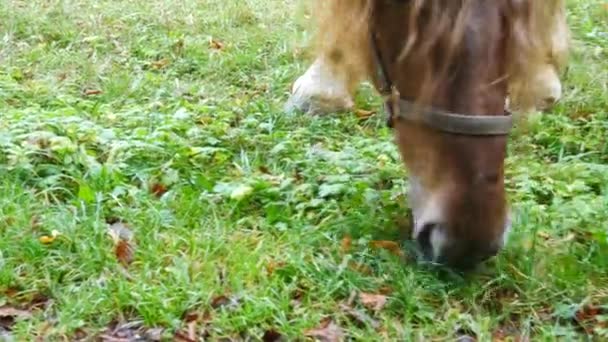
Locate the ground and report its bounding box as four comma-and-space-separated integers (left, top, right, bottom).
0, 0, 607, 340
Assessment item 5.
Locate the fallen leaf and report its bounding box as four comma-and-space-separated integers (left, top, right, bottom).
492, 327, 529, 342
83, 89, 102, 96
210, 295, 240, 310
39, 235, 55, 244
1, 307, 33, 335
265, 260, 286, 276
115, 240, 134, 266
73, 328, 88, 340
574, 304, 607, 334
354, 109, 375, 120
304, 318, 344, 342
150, 183, 168, 198
347, 261, 373, 275
30, 216, 41, 230
107, 222, 133, 242
259, 165, 271, 174
291, 288, 306, 307
378, 286, 393, 295
26, 293, 50, 311
107, 222, 135, 266
537, 231, 550, 240
174, 311, 211, 342
100, 320, 157, 342
359, 292, 388, 312
340, 235, 352, 254
456, 335, 477, 342
339, 303, 380, 330
39, 230, 61, 245
229, 184, 253, 200
208, 37, 224, 50
2, 288, 18, 298
0, 306, 32, 320
144, 328, 164, 341
186, 319, 197, 341
262, 329, 283, 342
369, 240, 404, 256
151, 58, 170, 70
174, 331, 196, 342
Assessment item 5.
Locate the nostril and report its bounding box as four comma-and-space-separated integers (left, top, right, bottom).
542, 96, 557, 108
416, 223, 436, 259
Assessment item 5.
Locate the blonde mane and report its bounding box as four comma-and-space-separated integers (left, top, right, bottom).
307, 0, 568, 111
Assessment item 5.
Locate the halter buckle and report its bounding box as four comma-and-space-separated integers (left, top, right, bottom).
384, 86, 400, 128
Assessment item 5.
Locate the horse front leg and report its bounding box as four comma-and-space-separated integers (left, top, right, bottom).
285, 0, 371, 115
285, 56, 361, 115
508, 0, 569, 113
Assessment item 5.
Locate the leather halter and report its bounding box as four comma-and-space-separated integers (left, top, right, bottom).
369, 30, 513, 136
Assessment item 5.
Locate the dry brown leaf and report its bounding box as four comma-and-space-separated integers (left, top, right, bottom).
0, 306, 32, 319
0, 306, 34, 336
186, 319, 197, 341
354, 109, 375, 120
30, 216, 41, 230
339, 303, 380, 330
304, 318, 344, 342
108, 222, 135, 266
340, 235, 352, 254
174, 311, 211, 342
115, 240, 134, 266
39, 235, 55, 244
359, 292, 388, 312
537, 231, 550, 240
378, 286, 393, 295
83, 89, 103, 96
151, 58, 170, 70
492, 327, 526, 342
2, 288, 18, 298
575, 304, 607, 334
291, 288, 306, 307
73, 327, 89, 340
208, 37, 224, 50
369, 240, 403, 256
210, 295, 240, 310
150, 183, 168, 198
99, 335, 133, 342
39, 230, 60, 245
262, 329, 283, 342
144, 328, 164, 341
99, 320, 148, 342
108, 222, 132, 240
173, 331, 196, 342
265, 260, 286, 276
347, 261, 373, 275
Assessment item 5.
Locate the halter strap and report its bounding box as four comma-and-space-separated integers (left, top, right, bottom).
369, 30, 513, 136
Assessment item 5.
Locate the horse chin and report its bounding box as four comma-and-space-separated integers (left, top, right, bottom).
285, 57, 354, 115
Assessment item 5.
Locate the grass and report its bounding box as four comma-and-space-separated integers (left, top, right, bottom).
0, 0, 607, 340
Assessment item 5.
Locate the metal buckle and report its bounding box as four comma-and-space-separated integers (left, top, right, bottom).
384, 86, 400, 128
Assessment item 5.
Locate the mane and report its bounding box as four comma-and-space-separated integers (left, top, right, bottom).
309, 0, 568, 110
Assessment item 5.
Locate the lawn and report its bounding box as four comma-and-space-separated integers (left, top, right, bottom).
0, 0, 607, 340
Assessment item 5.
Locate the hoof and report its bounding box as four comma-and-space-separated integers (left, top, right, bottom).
508, 63, 563, 114
285, 58, 354, 115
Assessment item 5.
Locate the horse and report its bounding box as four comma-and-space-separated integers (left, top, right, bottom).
287, 0, 570, 269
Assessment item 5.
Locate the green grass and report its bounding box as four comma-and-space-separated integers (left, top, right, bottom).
0, 0, 607, 340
